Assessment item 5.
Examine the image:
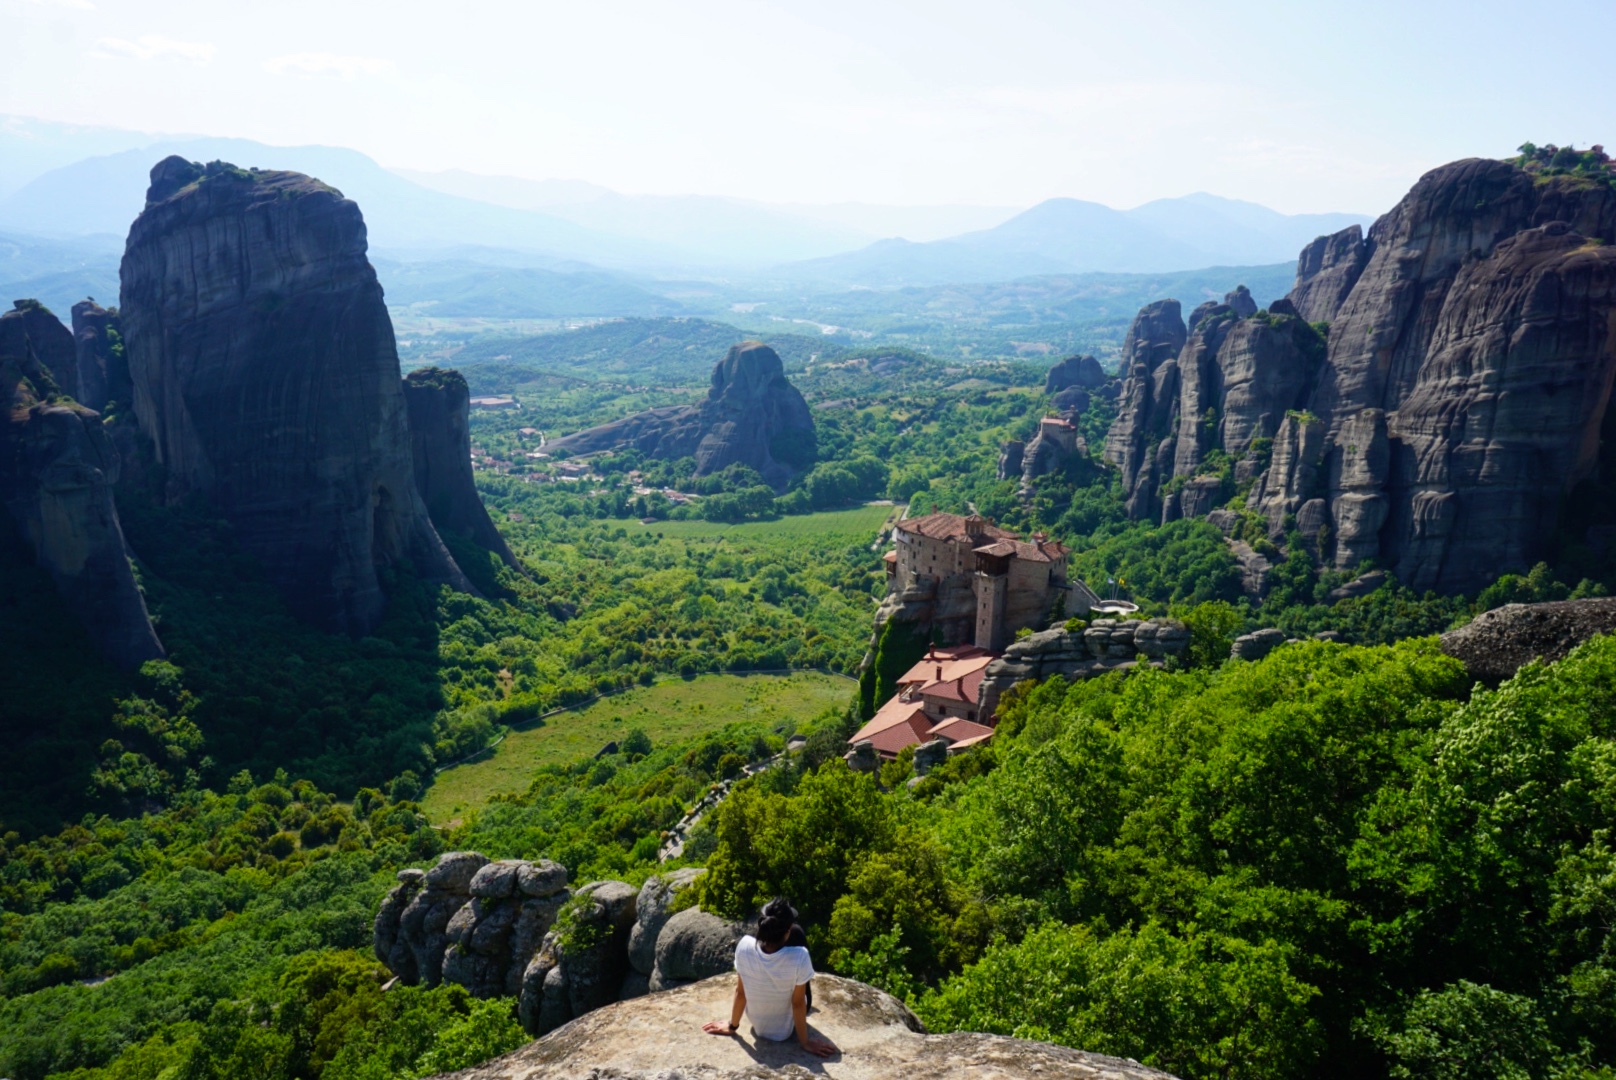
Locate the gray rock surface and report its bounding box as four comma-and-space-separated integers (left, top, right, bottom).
628, 868, 706, 976
652, 907, 744, 984
70, 299, 130, 414
0, 300, 164, 668
427, 972, 1181, 1080
549, 343, 815, 489
1440, 598, 1616, 684
912, 738, 949, 777
845, 740, 879, 773
1228, 541, 1274, 599
978, 618, 1188, 718
1108, 157, 1616, 594
119, 156, 472, 635
1102, 300, 1187, 520
1045, 353, 1107, 393
995, 439, 1024, 481
403, 368, 521, 571
1231, 627, 1287, 661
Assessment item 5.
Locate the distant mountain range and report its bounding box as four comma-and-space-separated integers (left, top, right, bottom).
776, 195, 1371, 286
0, 116, 1373, 284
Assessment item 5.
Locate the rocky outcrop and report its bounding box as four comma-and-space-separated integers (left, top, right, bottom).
377, 852, 752, 1039
1440, 598, 1616, 684
426, 972, 1181, 1080
70, 300, 130, 414
549, 342, 816, 489
1102, 300, 1187, 520
1045, 353, 1107, 394
1019, 419, 1084, 493
0, 300, 164, 668
1106, 155, 1616, 593
977, 618, 1189, 718
119, 156, 471, 635
402, 368, 520, 571
1290, 225, 1370, 323
995, 439, 1024, 481
1231, 627, 1287, 662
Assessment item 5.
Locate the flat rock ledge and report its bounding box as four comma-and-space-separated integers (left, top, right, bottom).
1440, 598, 1616, 684
427, 973, 1178, 1080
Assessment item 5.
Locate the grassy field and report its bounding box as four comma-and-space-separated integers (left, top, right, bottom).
632, 503, 897, 541
422, 670, 855, 824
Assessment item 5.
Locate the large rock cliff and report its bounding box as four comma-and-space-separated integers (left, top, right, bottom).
119, 156, 472, 634
549, 342, 816, 489
70, 299, 132, 415
1104, 154, 1616, 592
402, 368, 520, 571
0, 300, 164, 667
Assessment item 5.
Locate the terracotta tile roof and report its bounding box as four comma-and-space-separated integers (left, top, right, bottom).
895, 512, 1015, 542
928, 717, 996, 744
852, 697, 931, 744
897, 651, 995, 689
972, 538, 1069, 564
942, 730, 995, 750
882, 550, 897, 563
921, 667, 987, 705
865, 714, 935, 756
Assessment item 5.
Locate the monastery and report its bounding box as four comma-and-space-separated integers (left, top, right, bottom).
858, 512, 1100, 761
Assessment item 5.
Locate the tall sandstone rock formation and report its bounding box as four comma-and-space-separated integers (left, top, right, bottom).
1106, 156, 1616, 592
402, 367, 520, 571
549, 342, 815, 489
0, 301, 164, 667
119, 156, 472, 634
70, 299, 132, 414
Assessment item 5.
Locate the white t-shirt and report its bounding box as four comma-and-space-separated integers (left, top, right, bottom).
733, 934, 814, 1041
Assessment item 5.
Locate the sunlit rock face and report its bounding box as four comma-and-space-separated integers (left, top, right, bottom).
548, 342, 817, 489
1104, 157, 1616, 592
119, 156, 469, 634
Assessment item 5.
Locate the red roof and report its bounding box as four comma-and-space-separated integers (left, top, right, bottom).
921, 667, 987, 705
928, 717, 996, 744
973, 538, 1069, 564
897, 649, 995, 689
895, 512, 1015, 542
882, 551, 897, 563
865, 712, 936, 756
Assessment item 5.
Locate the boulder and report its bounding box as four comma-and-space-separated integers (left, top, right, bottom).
119, 157, 474, 635
1440, 598, 1616, 684
563, 881, 640, 1021
977, 618, 1189, 718
517, 860, 569, 898
845, 740, 879, 773
912, 738, 950, 777
1328, 569, 1387, 602
1225, 285, 1258, 318
433, 973, 1182, 1080
1231, 627, 1287, 662
427, 851, 490, 892
628, 868, 705, 976
651, 907, 745, 985
549, 343, 816, 490
1045, 353, 1107, 393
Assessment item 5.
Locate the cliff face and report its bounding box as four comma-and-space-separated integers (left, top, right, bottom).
1101, 299, 1186, 521
549, 342, 816, 489
70, 299, 131, 414
0, 301, 164, 668
119, 156, 471, 634
1105, 156, 1616, 591
402, 368, 520, 571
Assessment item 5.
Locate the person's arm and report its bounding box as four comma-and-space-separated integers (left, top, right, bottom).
703, 978, 746, 1036
792, 982, 836, 1057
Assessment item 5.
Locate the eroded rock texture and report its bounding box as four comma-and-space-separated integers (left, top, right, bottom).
1441, 598, 1616, 684
427, 973, 1181, 1080
1101, 300, 1187, 521
119, 156, 470, 635
70, 300, 131, 414
1045, 353, 1107, 394
0, 300, 163, 668
549, 343, 816, 489
402, 367, 520, 571
977, 618, 1188, 718
1104, 157, 1616, 592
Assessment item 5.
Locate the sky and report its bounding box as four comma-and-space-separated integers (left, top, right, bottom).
4, 0, 1613, 215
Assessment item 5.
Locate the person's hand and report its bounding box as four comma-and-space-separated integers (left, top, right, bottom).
803, 1035, 837, 1058
703, 1020, 738, 1036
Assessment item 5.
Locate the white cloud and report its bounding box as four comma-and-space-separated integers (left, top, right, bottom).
91, 35, 215, 62
262, 52, 394, 80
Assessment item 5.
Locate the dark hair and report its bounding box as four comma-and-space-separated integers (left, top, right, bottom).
757, 897, 797, 946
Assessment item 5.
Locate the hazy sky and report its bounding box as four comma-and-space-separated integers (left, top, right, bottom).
5, 0, 1612, 214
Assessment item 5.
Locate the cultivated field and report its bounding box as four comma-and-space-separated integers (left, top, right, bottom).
421, 669, 855, 823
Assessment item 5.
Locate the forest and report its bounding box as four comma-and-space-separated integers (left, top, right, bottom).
4, 321, 1615, 1080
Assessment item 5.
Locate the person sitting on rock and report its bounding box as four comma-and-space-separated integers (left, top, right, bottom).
703, 897, 836, 1057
